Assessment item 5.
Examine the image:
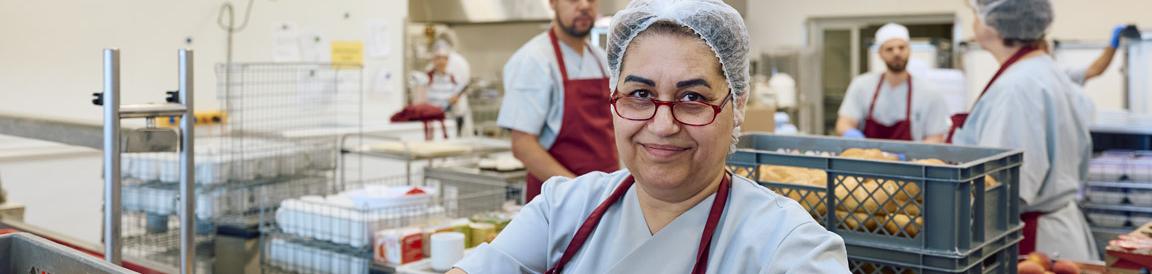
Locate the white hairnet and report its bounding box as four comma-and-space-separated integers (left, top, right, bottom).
606, 0, 751, 152
972, 0, 1052, 41
875, 23, 910, 46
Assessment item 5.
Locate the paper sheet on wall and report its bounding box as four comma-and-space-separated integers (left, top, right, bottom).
272, 23, 301, 62
299, 31, 331, 63
331, 40, 364, 68
366, 20, 392, 58
371, 68, 394, 96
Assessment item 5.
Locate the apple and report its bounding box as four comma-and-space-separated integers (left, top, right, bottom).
1051, 260, 1080, 274
1018, 260, 1046, 274
1026, 252, 1052, 270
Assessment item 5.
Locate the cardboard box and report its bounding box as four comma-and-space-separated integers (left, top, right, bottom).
375, 227, 425, 265
742, 105, 776, 134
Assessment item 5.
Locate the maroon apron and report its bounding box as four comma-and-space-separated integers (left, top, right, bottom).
545, 174, 732, 274
942, 46, 1042, 255
524, 30, 620, 200
862, 74, 914, 140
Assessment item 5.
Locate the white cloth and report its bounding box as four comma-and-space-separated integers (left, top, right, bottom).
837, 72, 952, 141
874, 23, 910, 45
427, 72, 468, 113
952, 55, 1098, 261
497, 32, 609, 149
454, 170, 850, 274
1064, 67, 1088, 86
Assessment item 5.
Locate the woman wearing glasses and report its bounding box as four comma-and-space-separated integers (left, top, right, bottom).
448, 0, 849, 273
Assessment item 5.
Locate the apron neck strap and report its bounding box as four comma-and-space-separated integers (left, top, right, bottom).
976, 46, 1039, 102
545, 172, 732, 274
549, 29, 607, 82
426, 70, 456, 86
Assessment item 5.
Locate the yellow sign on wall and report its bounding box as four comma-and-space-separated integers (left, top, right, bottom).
331, 40, 364, 68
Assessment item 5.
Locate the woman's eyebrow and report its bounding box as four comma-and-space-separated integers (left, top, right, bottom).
676, 79, 711, 89
624, 75, 655, 86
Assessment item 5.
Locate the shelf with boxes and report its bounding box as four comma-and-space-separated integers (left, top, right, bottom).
1079, 150, 1152, 258
1081, 151, 1152, 228
115, 134, 341, 273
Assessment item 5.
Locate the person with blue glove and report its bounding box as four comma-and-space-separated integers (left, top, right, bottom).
841, 128, 865, 139
1042, 24, 1132, 86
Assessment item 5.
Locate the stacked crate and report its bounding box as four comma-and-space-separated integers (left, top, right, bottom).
729, 134, 1023, 274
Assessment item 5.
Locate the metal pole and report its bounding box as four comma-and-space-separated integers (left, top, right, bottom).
178, 49, 196, 274
102, 48, 122, 265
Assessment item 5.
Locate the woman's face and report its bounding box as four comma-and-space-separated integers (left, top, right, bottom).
614, 33, 733, 192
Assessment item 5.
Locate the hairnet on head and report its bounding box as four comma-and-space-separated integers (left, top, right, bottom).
606, 0, 751, 152
875, 23, 910, 46
972, 0, 1052, 41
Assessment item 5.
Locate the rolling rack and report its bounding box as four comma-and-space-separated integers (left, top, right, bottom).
104, 62, 360, 274
94, 48, 198, 273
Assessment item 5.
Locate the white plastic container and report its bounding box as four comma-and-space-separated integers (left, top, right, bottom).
1128, 189, 1152, 206
1087, 187, 1128, 204
1130, 212, 1152, 227
1087, 210, 1128, 227
1089, 154, 1128, 181
1128, 154, 1152, 181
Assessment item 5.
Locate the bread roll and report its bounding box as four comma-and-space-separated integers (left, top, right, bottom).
883, 214, 923, 238
985, 175, 1000, 188
758, 165, 827, 187
835, 176, 899, 214
835, 210, 879, 231
786, 189, 828, 215
840, 148, 899, 161
912, 158, 948, 165
886, 180, 921, 203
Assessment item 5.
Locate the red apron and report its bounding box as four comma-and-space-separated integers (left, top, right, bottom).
861, 74, 914, 140
545, 174, 732, 274
525, 30, 620, 200
942, 46, 1042, 255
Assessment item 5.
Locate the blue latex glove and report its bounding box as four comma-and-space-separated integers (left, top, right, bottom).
842, 128, 865, 139
1111, 24, 1127, 49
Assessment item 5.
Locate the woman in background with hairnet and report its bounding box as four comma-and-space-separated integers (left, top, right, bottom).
447, 0, 849, 273
951, 0, 1097, 261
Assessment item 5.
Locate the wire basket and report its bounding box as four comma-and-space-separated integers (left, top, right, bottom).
115, 63, 361, 272
424, 165, 521, 218
258, 169, 516, 274
121, 137, 337, 186
119, 212, 216, 274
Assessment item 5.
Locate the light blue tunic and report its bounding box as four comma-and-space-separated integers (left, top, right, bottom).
952, 55, 1098, 261
454, 170, 850, 273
